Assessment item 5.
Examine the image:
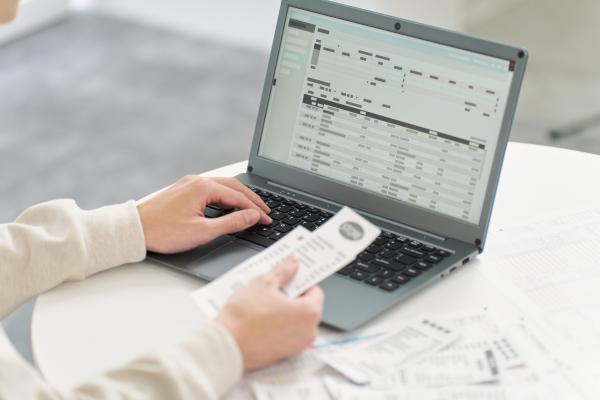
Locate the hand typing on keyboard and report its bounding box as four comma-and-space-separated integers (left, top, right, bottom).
137, 176, 272, 254
229, 186, 453, 294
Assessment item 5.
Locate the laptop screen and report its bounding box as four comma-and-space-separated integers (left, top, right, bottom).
258, 6, 515, 225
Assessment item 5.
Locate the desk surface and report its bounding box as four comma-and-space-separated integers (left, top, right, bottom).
31, 143, 600, 391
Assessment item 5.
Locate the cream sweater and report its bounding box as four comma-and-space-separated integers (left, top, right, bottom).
0, 200, 243, 399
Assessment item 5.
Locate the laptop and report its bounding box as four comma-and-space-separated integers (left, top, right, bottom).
150, 0, 527, 331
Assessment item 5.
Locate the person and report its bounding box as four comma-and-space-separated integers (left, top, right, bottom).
0, 2, 325, 399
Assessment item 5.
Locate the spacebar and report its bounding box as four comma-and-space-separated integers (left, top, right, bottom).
236, 231, 274, 248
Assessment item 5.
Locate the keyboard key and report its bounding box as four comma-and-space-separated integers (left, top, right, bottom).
269, 211, 286, 221
350, 271, 368, 281
396, 237, 408, 244
381, 231, 395, 239
366, 244, 383, 254
256, 227, 274, 237
315, 217, 328, 225
403, 267, 421, 277
265, 200, 280, 209
379, 281, 400, 292
372, 258, 404, 272
384, 240, 403, 250
371, 257, 392, 268
237, 231, 274, 248
436, 249, 451, 257
337, 266, 354, 276
259, 191, 271, 198
247, 224, 261, 233
277, 205, 292, 213
355, 261, 379, 273
365, 276, 383, 286
269, 231, 284, 241
302, 213, 320, 222
295, 204, 307, 210
373, 237, 388, 246
300, 221, 317, 231
282, 199, 295, 206
387, 263, 406, 272
271, 195, 283, 201
392, 275, 409, 284
307, 207, 320, 213
274, 223, 293, 233
289, 209, 307, 218
415, 261, 432, 270
204, 206, 224, 218
422, 245, 436, 253
377, 269, 393, 278
378, 249, 396, 259
408, 240, 422, 248
401, 247, 426, 258
425, 255, 442, 263
282, 216, 300, 226
338, 265, 354, 275
358, 252, 375, 262
395, 254, 417, 265
320, 211, 333, 218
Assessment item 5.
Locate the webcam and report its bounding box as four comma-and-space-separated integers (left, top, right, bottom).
394, 22, 401, 31
517, 50, 525, 59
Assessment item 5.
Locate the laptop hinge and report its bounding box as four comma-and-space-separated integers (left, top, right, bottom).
266, 180, 447, 242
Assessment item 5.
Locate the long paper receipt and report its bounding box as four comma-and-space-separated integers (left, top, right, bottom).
320, 318, 459, 384
191, 206, 380, 317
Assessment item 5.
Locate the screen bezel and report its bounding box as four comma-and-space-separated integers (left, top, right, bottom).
247, 0, 528, 250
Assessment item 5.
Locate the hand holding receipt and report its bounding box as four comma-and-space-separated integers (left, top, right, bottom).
192, 207, 380, 317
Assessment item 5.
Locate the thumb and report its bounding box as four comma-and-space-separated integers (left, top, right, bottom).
205, 209, 260, 238
269, 255, 300, 288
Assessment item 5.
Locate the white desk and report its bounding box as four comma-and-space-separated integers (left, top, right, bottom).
31, 143, 600, 391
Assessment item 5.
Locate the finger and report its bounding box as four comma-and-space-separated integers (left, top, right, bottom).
299, 285, 325, 308
204, 209, 261, 238
214, 178, 271, 214
205, 182, 271, 224
269, 255, 300, 288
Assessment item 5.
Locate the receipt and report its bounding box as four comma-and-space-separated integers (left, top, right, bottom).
282, 206, 380, 297
373, 348, 499, 388
329, 381, 541, 400
242, 333, 380, 400
251, 378, 330, 400
445, 312, 525, 371
320, 318, 459, 384
192, 206, 380, 317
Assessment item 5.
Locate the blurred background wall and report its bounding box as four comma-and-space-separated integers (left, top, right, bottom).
1, 0, 599, 362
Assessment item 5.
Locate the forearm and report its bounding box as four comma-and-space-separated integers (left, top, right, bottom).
0, 199, 146, 319
0, 322, 243, 400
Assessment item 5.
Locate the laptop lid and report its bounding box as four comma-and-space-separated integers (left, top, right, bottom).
247, 0, 527, 251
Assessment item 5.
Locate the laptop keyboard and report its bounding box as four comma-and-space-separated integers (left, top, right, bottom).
206, 186, 451, 293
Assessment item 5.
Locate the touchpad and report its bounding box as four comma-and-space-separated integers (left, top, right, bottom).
148, 236, 259, 281
187, 240, 259, 280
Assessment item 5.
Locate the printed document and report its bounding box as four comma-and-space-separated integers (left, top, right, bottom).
320, 318, 458, 384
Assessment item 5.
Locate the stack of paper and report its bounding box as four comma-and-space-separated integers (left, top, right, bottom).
226, 311, 587, 400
